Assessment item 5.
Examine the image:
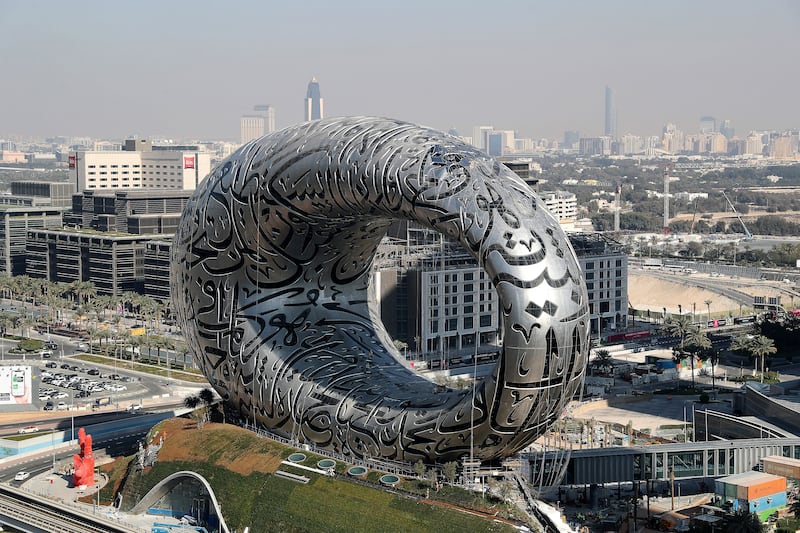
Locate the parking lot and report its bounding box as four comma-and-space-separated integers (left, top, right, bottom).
36, 359, 145, 411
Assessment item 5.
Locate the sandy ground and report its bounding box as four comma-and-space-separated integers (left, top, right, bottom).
628, 270, 795, 316
628, 272, 740, 315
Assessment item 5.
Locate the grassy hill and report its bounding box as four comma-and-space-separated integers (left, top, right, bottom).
105, 418, 526, 533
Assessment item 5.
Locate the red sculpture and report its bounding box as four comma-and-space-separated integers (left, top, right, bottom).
72, 428, 95, 488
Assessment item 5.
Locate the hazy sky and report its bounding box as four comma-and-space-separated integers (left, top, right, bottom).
2, 0, 798, 141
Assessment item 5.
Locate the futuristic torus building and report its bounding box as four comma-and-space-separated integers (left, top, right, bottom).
171, 117, 589, 464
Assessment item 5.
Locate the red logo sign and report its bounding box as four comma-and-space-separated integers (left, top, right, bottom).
68, 155, 76, 168
184, 156, 195, 169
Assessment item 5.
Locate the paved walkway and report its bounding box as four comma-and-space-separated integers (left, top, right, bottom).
13, 444, 191, 533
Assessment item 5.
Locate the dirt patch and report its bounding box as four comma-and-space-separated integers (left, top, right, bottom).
629, 273, 739, 314
153, 419, 283, 475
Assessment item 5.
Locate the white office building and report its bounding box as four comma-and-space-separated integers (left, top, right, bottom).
541, 191, 578, 221
70, 139, 210, 192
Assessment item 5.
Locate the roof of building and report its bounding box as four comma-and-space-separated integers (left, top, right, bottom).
717, 470, 783, 487
762, 455, 800, 467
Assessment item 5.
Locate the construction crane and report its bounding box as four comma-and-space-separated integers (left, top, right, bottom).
721, 191, 753, 240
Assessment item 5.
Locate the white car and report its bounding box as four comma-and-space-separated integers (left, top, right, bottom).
14, 471, 30, 481
17, 426, 38, 434
53, 392, 68, 399
56, 401, 68, 410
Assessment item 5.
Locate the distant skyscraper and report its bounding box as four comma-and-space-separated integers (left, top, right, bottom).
305, 77, 324, 121
240, 115, 265, 144
472, 126, 494, 151
254, 105, 276, 134
720, 119, 735, 139
604, 86, 617, 139
240, 105, 276, 144
563, 130, 580, 148
699, 116, 716, 134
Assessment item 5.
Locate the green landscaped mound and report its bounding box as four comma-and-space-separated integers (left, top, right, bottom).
113, 418, 523, 533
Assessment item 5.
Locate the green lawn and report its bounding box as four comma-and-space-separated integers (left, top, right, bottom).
112, 420, 525, 533
122, 460, 518, 533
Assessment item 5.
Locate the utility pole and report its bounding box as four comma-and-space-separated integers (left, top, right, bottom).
670, 463, 675, 510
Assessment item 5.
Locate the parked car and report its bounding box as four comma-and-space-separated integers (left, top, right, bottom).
44, 401, 54, 411
76, 342, 89, 351
45, 361, 57, 368
17, 425, 39, 434
14, 471, 30, 481
56, 401, 68, 410
87, 368, 100, 376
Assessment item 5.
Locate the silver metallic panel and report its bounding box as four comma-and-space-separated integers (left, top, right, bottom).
171, 117, 588, 463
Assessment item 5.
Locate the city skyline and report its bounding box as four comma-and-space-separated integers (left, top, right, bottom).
1, 0, 799, 141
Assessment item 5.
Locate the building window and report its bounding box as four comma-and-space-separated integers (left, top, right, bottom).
464, 272, 473, 281
463, 316, 473, 329
587, 261, 594, 269
464, 283, 473, 292
464, 294, 473, 304
446, 318, 458, 331
480, 314, 492, 327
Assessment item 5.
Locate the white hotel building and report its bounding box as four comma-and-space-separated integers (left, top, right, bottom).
70, 139, 211, 192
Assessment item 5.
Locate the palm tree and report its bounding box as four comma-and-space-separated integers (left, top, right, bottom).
704, 299, 712, 323
750, 335, 777, 383
703, 347, 721, 393
682, 329, 711, 389
662, 315, 698, 388
590, 349, 613, 375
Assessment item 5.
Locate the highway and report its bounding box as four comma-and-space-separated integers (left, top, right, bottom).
0, 410, 165, 532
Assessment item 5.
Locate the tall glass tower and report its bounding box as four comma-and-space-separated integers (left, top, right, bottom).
604, 86, 617, 139
305, 77, 324, 121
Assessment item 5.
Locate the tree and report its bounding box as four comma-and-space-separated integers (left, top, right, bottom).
703, 347, 721, 392
591, 349, 613, 375
183, 392, 211, 429
442, 461, 458, 484
682, 329, 711, 389
750, 335, 777, 383
732, 334, 778, 382
721, 509, 764, 533
414, 460, 426, 479
661, 315, 697, 386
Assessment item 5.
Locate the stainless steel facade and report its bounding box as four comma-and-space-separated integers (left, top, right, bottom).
172, 117, 589, 463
